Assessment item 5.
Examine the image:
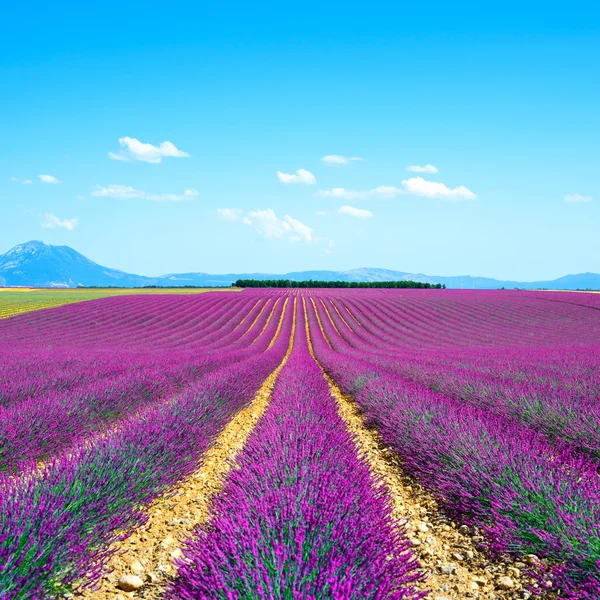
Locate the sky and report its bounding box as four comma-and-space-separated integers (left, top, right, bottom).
1, 0, 599, 281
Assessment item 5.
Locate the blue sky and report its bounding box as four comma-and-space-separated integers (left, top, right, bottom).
1, 1, 598, 280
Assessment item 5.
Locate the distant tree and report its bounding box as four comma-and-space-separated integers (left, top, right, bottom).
232, 279, 444, 289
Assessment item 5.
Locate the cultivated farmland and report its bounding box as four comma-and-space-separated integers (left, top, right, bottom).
0, 287, 237, 320
0, 289, 599, 599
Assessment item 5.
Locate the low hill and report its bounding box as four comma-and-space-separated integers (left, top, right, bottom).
1, 241, 598, 290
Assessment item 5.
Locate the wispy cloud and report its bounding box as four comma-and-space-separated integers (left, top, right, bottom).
321, 155, 364, 165
108, 137, 190, 163
338, 205, 374, 218
277, 169, 316, 185
407, 164, 438, 173
41, 213, 78, 230
218, 208, 313, 243
217, 208, 244, 221
91, 184, 198, 201
402, 177, 476, 200
318, 178, 476, 201
564, 193, 592, 203
11, 177, 33, 184
39, 174, 61, 184
318, 185, 402, 200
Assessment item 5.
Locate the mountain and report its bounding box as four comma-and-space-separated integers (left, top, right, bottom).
0, 241, 152, 288
1, 241, 599, 290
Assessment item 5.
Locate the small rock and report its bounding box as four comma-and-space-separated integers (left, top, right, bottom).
452, 552, 464, 561
497, 576, 515, 590
160, 535, 175, 549
117, 574, 144, 592
130, 560, 144, 573
170, 548, 183, 561
146, 571, 161, 583
525, 554, 539, 565
458, 524, 470, 535
465, 550, 474, 560
409, 538, 421, 546
441, 563, 457, 575
520, 591, 532, 599
435, 596, 451, 600
471, 576, 487, 587
417, 522, 429, 533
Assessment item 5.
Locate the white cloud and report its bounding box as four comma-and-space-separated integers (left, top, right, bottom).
217, 208, 243, 221
91, 184, 198, 202
10, 177, 18, 182
39, 174, 61, 184
564, 193, 592, 203
108, 137, 190, 163
338, 205, 374, 218
407, 164, 438, 173
315, 210, 328, 216
401, 177, 476, 200
22, 180, 32, 185
318, 185, 403, 200
277, 169, 316, 185
219, 208, 313, 243
318, 178, 476, 201
284, 214, 313, 243
321, 155, 364, 165
107, 152, 129, 162
41, 213, 78, 230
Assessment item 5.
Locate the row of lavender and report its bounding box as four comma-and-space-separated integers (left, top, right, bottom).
171, 300, 424, 599
0, 294, 291, 597
321, 294, 600, 459
306, 291, 600, 598
0, 295, 284, 473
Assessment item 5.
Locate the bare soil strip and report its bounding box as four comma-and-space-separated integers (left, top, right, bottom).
79, 299, 296, 599
304, 296, 536, 600
327, 298, 355, 333
231, 298, 262, 331
252, 297, 280, 344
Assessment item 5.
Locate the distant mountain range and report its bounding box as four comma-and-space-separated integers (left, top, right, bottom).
1, 240, 599, 290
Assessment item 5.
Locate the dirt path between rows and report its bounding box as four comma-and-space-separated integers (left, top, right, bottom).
78, 299, 296, 600
303, 296, 538, 600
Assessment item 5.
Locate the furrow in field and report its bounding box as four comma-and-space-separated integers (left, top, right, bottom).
168, 297, 423, 599
250, 296, 280, 343
80, 298, 297, 599
231, 298, 262, 331
303, 294, 534, 600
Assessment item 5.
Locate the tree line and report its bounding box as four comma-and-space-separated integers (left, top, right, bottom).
233, 279, 445, 289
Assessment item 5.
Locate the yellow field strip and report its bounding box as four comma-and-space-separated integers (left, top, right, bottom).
81, 299, 297, 599
0, 288, 239, 320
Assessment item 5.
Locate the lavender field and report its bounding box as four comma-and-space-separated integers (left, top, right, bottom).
1, 289, 599, 599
